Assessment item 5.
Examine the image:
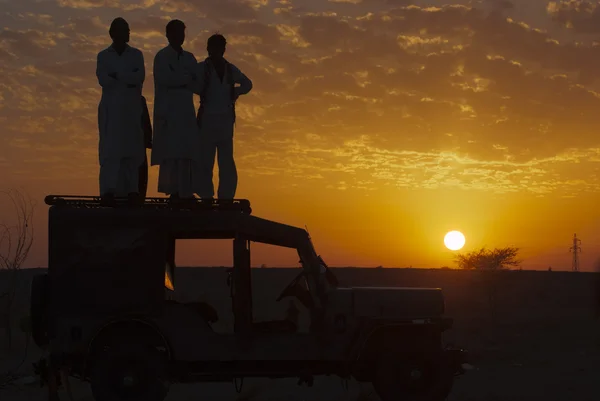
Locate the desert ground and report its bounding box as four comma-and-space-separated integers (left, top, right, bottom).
1, 267, 600, 401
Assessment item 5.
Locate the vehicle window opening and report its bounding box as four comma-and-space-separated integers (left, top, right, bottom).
171, 239, 234, 332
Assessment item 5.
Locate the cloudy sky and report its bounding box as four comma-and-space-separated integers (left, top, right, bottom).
2, 0, 600, 270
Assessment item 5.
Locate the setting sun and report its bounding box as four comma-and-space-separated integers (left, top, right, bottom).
444, 231, 466, 251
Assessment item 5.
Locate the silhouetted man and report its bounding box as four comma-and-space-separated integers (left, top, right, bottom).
194, 34, 252, 200
96, 17, 145, 205
151, 20, 201, 201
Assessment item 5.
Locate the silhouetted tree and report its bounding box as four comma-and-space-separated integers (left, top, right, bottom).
0, 189, 35, 349
455, 247, 520, 321
454, 246, 520, 270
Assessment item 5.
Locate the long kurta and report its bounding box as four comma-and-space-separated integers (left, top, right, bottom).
152, 45, 202, 197
193, 58, 252, 199
96, 45, 146, 196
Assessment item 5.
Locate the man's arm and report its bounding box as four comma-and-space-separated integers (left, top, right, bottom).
141, 96, 153, 149
185, 53, 199, 90
119, 49, 145, 86
190, 61, 206, 95
96, 51, 118, 88
153, 50, 193, 88
231, 64, 252, 98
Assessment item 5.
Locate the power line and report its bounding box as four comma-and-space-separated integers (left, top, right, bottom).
569, 233, 582, 272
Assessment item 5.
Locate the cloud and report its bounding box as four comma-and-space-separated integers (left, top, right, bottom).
55, 0, 156, 11
58, 15, 105, 36
156, 0, 258, 20
547, 0, 600, 33
0, 28, 59, 58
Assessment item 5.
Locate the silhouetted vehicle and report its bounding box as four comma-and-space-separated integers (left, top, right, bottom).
31, 195, 468, 401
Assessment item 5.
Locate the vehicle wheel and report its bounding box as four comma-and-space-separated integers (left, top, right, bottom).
90, 344, 169, 401
372, 354, 454, 401
30, 274, 49, 349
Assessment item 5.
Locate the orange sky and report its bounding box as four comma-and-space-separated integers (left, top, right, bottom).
2, 0, 600, 270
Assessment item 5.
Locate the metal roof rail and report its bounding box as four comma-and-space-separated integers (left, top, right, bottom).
44, 195, 252, 214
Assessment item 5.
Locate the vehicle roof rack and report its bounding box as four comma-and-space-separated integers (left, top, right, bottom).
44, 195, 252, 214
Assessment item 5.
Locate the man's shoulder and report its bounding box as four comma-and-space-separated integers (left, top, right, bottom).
127, 46, 144, 56
155, 46, 174, 59
98, 46, 143, 57
97, 47, 112, 57
155, 46, 169, 55
197, 58, 213, 72
182, 49, 198, 61
225, 60, 241, 72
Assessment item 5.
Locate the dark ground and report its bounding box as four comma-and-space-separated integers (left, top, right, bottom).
1, 267, 599, 400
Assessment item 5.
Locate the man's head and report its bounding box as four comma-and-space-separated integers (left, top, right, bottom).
166, 19, 186, 47
207, 33, 226, 58
109, 17, 130, 44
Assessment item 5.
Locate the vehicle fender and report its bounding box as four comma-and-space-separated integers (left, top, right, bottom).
351, 321, 444, 362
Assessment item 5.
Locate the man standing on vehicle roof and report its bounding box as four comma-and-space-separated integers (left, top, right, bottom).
152, 19, 202, 202
194, 33, 252, 200
96, 17, 146, 206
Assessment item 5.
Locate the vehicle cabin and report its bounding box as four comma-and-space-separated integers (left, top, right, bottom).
46, 196, 324, 336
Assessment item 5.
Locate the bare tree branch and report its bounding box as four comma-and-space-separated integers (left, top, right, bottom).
0, 188, 35, 349
454, 246, 520, 270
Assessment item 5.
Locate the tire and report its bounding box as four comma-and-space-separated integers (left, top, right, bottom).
90, 344, 169, 401
373, 353, 454, 401
30, 274, 49, 349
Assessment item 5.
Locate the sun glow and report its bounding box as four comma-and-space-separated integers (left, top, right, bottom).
444, 231, 465, 251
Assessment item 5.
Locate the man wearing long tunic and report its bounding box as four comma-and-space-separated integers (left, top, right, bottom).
96, 17, 145, 205
151, 20, 201, 201
194, 34, 252, 200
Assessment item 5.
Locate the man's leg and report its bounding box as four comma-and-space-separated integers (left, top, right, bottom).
158, 160, 178, 197
138, 152, 149, 199
177, 159, 195, 199
99, 159, 120, 205
99, 160, 120, 196
216, 138, 237, 199
198, 136, 218, 199
115, 158, 140, 199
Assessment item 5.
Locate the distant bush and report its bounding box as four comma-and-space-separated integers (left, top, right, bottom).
454, 246, 520, 322
455, 247, 520, 270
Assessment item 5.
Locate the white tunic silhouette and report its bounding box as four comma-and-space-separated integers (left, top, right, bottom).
96, 45, 145, 196
193, 58, 252, 199
152, 45, 202, 198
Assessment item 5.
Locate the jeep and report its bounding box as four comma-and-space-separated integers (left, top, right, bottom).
31, 195, 467, 401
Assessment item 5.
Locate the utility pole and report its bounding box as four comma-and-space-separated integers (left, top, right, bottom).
569, 233, 582, 272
